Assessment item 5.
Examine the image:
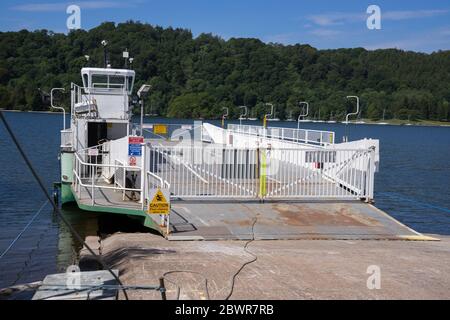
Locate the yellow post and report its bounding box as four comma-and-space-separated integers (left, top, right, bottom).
259, 149, 267, 199
263, 115, 267, 128
222, 116, 225, 128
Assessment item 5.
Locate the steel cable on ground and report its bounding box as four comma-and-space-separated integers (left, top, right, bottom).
224, 215, 258, 300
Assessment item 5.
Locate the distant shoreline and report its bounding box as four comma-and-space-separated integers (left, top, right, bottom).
1, 109, 58, 114
353, 119, 450, 128
1, 109, 449, 128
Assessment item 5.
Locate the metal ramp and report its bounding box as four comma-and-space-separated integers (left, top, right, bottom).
167, 201, 425, 241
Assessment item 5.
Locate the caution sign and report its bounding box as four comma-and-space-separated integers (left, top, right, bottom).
147, 188, 170, 215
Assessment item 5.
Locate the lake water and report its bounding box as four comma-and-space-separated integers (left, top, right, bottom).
0, 111, 449, 289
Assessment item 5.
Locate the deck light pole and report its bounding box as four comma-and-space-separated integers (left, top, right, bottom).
344, 96, 360, 142
50, 88, 66, 130
264, 103, 274, 128
123, 49, 129, 69
222, 107, 229, 128
101, 40, 109, 68
238, 106, 248, 126
297, 101, 309, 129
137, 84, 152, 136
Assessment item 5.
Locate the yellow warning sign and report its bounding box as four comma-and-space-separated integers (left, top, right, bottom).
148, 188, 170, 215
153, 124, 168, 135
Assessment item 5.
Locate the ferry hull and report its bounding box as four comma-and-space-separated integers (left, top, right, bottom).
60, 151, 75, 204
61, 182, 75, 204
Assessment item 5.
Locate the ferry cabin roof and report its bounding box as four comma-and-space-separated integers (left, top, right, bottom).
81, 67, 135, 95
76, 68, 135, 121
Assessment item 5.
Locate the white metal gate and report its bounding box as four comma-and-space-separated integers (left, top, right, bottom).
145, 144, 375, 201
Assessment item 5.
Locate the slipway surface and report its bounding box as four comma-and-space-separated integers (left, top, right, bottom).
167, 201, 429, 241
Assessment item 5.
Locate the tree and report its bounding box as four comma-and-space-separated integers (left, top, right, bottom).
0, 21, 448, 122
0, 86, 11, 109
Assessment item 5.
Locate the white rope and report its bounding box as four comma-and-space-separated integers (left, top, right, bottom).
0, 200, 49, 260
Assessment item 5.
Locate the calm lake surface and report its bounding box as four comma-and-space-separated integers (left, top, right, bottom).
0, 111, 449, 288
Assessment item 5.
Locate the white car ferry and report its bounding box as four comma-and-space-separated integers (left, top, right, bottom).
55, 52, 380, 235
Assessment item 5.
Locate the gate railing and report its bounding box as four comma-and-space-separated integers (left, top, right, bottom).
146, 144, 259, 199
228, 124, 335, 146
145, 144, 375, 201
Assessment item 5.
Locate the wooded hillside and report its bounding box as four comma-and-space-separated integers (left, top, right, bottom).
1, 21, 449, 121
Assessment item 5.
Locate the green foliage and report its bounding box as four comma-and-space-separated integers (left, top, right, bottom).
167, 92, 215, 118
0, 21, 449, 121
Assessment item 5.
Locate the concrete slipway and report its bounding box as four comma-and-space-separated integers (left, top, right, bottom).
97, 232, 450, 300
74, 201, 449, 300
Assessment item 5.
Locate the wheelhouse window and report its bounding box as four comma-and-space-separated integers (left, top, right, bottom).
91, 74, 109, 89
127, 76, 134, 93
82, 69, 135, 94
82, 74, 89, 88
108, 75, 126, 89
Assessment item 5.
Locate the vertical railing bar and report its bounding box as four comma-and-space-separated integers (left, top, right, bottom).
91, 163, 95, 206
319, 151, 323, 197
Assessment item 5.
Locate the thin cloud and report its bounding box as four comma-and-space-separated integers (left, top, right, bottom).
308, 13, 363, 27
383, 9, 448, 20
309, 29, 341, 37
308, 9, 449, 27
365, 29, 450, 52
12, 1, 136, 12
264, 33, 297, 44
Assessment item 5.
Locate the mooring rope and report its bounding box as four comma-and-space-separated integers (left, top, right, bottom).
0, 110, 129, 300
0, 200, 49, 261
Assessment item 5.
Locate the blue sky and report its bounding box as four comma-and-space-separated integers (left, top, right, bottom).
1, 0, 450, 52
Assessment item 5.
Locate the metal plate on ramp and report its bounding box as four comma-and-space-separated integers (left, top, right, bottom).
167, 201, 423, 241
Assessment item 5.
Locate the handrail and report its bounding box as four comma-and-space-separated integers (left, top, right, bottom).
147, 171, 164, 187
230, 124, 334, 135
298, 101, 309, 129
51, 88, 66, 130
74, 173, 142, 192
228, 124, 335, 146
73, 156, 142, 196
147, 170, 171, 189
74, 153, 138, 170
